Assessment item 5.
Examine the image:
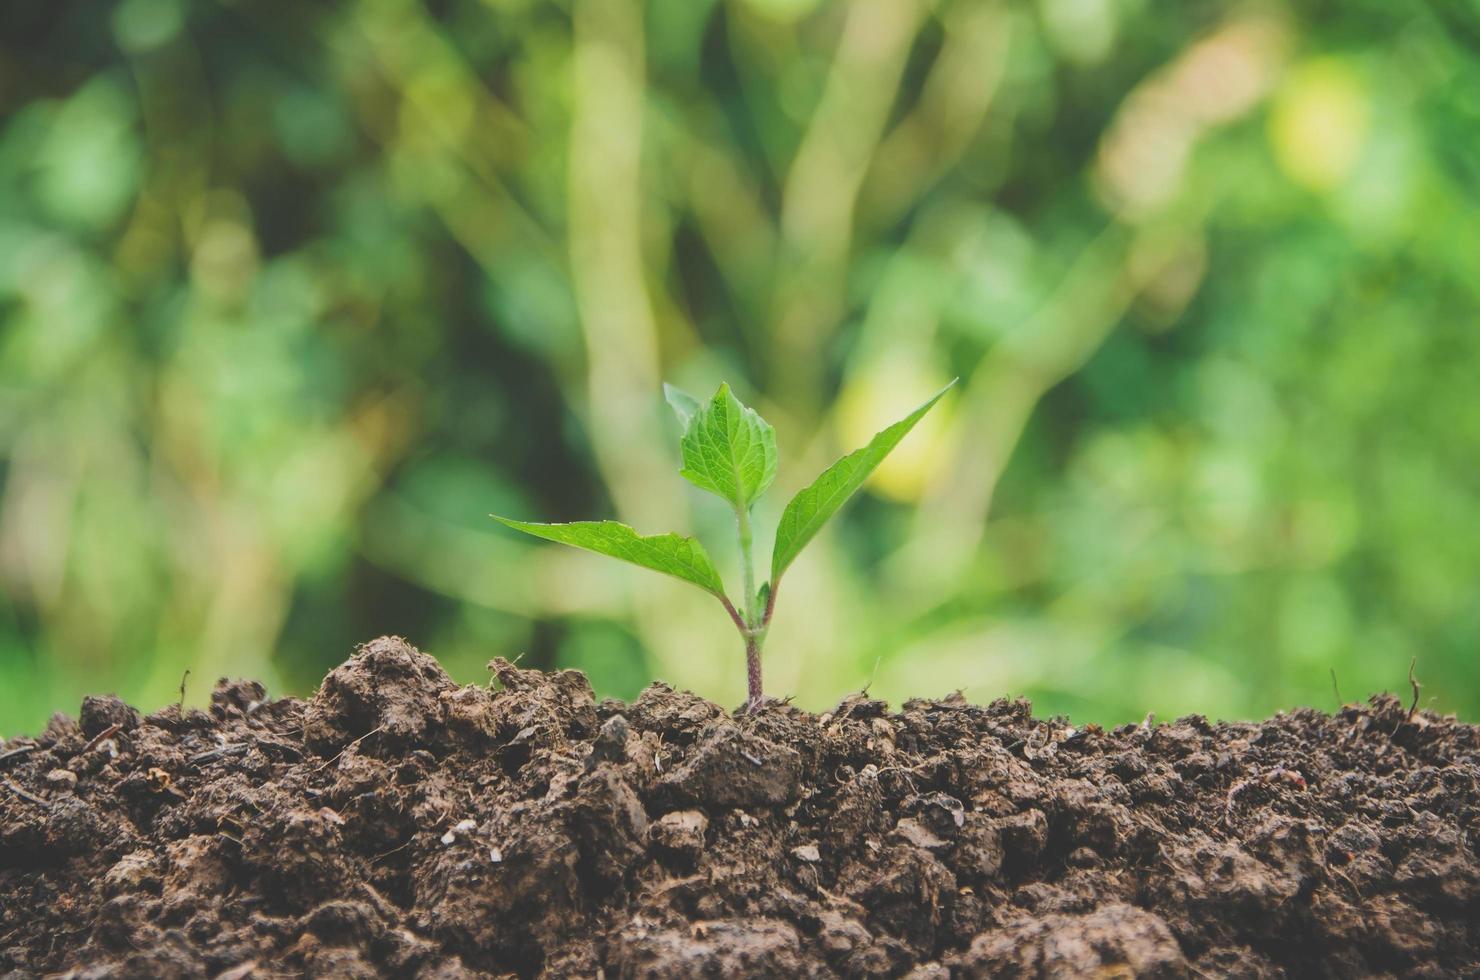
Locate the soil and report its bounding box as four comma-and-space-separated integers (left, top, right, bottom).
1, 637, 1477, 979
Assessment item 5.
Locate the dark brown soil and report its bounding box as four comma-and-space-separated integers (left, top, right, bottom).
1, 637, 1477, 978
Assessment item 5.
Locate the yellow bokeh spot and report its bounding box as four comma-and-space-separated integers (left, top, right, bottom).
834, 360, 955, 502
1269, 58, 1370, 192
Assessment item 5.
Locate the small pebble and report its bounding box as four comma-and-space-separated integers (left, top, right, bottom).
892, 818, 947, 851
650, 809, 708, 859
441, 818, 477, 845
45, 769, 78, 791
590, 715, 629, 765
1068, 846, 1102, 868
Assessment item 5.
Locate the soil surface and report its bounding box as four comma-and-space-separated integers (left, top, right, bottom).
1, 637, 1477, 978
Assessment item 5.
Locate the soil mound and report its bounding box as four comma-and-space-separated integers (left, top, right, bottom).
2, 636, 1477, 978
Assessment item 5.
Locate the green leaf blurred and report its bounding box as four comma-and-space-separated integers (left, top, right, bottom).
2, 1, 1478, 734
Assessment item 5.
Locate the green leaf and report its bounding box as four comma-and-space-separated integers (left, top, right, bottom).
771, 380, 956, 581
663, 383, 702, 430
491, 516, 728, 598
678, 383, 778, 511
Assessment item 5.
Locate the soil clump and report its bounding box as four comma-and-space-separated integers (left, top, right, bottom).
2, 636, 1477, 978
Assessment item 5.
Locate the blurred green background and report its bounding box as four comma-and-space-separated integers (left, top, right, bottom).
3, 0, 1478, 737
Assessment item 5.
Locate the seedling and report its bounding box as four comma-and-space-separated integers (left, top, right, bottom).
493, 380, 955, 709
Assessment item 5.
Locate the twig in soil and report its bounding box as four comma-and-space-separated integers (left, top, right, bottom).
253, 738, 301, 759
0, 745, 38, 767
371, 839, 414, 864
1406, 657, 1421, 721
81, 723, 123, 755
190, 743, 249, 766
3, 777, 47, 806
487, 653, 526, 690
214, 960, 257, 980
314, 725, 385, 771
178, 669, 191, 713
1329, 864, 1364, 903
1388, 657, 1423, 737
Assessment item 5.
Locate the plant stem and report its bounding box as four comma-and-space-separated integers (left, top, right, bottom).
744, 633, 762, 709
735, 503, 764, 707
736, 504, 758, 627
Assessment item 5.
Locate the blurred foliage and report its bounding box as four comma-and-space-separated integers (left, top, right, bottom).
3, 0, 1479, 737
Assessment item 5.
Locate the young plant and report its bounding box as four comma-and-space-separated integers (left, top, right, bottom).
493, 380, 955, 709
